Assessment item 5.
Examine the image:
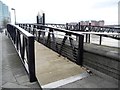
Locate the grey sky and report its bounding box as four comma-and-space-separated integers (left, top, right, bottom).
1, 0, 119, 25
93, 0, 118, 8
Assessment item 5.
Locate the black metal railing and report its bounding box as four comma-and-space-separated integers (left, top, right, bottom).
80, 31, 120, 46
16, 23, 120, 65
46, 23, 120, 43
7, 24, 36, 82
47, 23, 120, 47
17, 23, 84, 66
17, 23, 120, 46
68, 23, 120, 45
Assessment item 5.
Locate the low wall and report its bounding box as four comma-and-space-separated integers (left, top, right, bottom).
83, 44, 120, 80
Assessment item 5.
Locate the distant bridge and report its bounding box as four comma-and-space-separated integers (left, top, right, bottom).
46, 23, 120, 33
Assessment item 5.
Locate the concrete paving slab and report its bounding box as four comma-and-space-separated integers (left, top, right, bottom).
3, 55, 23, 71
35, 41, 86, 87
2, 70, 16, 83
13, 68, 28, 78
98, 80, 118, 88
21, 82, 40, 88
2, 82, 30, 88
16, 75, 29, 84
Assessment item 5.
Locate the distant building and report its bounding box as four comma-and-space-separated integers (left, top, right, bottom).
84, 21, 89, 25
98, 20, 104, 26
90, 20, 98, 26
80, 20, 104, 26
0, 1, 10, 28
68, 22, 78, 25
80, 21, 84, 25
118, 1, 120, 25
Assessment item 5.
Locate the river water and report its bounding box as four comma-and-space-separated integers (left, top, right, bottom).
89, 35, 119, 48
53, 31, 119, 48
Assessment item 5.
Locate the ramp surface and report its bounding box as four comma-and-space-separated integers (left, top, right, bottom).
35, 41, 86, 87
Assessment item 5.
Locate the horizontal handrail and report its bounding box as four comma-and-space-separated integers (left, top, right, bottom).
10, 24, 34, 37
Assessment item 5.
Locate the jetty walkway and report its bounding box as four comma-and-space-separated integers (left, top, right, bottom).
1, 29, 119, 89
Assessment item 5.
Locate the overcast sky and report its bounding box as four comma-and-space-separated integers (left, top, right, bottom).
1, 0, 119, 25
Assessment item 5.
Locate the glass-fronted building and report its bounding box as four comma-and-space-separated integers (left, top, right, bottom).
118, 1, 120, 25
0, 1, 10, 28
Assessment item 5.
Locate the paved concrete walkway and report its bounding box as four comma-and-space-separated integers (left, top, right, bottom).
0, 32, 119, 89
35, 41, 86, 87
1, 32, 41, 89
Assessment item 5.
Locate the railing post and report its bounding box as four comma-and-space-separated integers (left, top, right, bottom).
99, 35, 102, 45
66, 23, 68, 30
26, 24, 29, 30
23, 24, 25, 29
88, 23, 91, 32
86, 34, 88, 43
43, 13, 45, 25
75, 22, 81, 41
13, 27, 16, 44
29, 25, 31, 33
78, 22, 81, 31
88, 23, 91, 43
88, 34, 90, 43
28, 37, 36, 82
77, 35, 84, 66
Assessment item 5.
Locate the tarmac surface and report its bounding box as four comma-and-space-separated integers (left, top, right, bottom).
0, 32, 119, 89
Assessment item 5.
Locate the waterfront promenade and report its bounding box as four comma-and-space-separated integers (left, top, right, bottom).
1, 31, 119, 89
